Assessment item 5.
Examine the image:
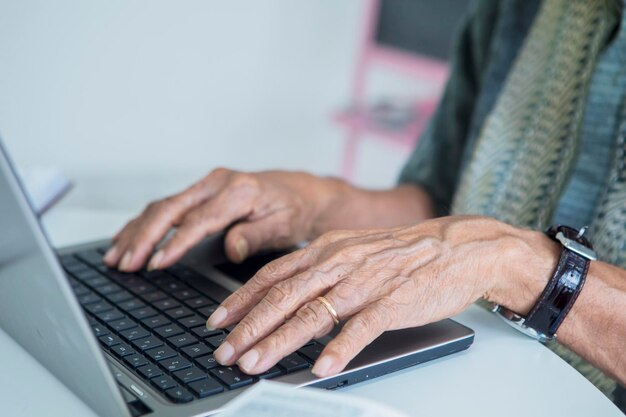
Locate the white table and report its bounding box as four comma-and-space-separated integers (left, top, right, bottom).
0, 207, 621, 417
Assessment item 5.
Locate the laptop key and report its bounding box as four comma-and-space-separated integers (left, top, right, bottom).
150, 375, 178, 391
94, 282, 123, 295
72, 284, 91, 297
172, 289, 200, 301
118, 298, 146, 311
141, 290, 168, 303
65, 263, 91, 276
164, 386, 194, 403
258, 366, 283, 379
120, 327, 150, 341
110, 343, 136, 358
210, 366, 254, 390
191, 327, 223, 339
298, 343, 324, 363
124, 354, 149, 369
85, 300, 113, 314
178, 315, 205, 329
127, 283, 156, 296
142, 315, 171, 329
59, 254, 79, 266
160, 357, 192, 372
109, 317, 137, 332
84, 275, 110, 288
153, 298, 181, 311
106, 290, 134, 303
154, 324, 184, 339
181, 343, 212, 359
167, 333, 198, 349
145, 346, 177, 361
128, 307, 158, 320
277, 353, 309, 372
188, 378, 224, 398
196, 305, 218, 319
205, 333, 227, 349
77, 249, 105, 267
132, 336, 163, 351
106, 271, 136, 284
164, 306, 194, 320
140, 269, 168, 280
159, 281, 189, 293
69, 265, 98, 279
96, 308, 125, 323
195, 354, 219, 370
91, 323, 110, 337
99, 334, 122, 347
185, 297, 213, 309
138, 365, 162, 379
78, 292, 101, 305
173, 366, 207, 384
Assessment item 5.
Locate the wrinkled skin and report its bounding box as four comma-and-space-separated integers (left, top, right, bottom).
104, 169, 342, 272
104, 169, 573, 380
205, 216, 553, 377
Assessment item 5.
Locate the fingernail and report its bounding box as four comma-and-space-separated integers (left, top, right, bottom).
147, 250, 164, 271
237, 349, 259, 372
214, 341, 235, 364
119, 251, 133, 271
312, 355, 335, 377
235, 239, 248, 261
103, 246, 118, 264
207, 306, 227, 329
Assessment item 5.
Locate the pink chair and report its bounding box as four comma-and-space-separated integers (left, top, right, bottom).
334, 0, 450, 181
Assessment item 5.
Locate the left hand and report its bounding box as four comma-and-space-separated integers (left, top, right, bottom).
206, 216, 558, 377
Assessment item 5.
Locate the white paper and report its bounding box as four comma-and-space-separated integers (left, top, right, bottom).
20, 167, 72, 215
220, 380, 409, 417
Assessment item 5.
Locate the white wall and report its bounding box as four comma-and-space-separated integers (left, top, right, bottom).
0, 0, 410, 212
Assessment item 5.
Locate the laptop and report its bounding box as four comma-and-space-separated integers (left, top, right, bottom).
0, 138, 474, 417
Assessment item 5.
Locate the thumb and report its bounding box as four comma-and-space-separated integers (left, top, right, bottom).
224, 218, 291, 263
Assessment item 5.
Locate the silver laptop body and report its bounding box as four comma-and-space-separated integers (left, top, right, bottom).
0, 138, 474, 417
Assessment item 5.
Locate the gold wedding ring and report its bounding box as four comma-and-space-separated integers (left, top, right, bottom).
316, 296, 340, 326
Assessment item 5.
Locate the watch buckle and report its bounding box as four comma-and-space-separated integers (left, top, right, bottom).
555, 231, 598, 261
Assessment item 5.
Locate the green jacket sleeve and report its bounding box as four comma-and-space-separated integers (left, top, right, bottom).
398, 0, 500, 216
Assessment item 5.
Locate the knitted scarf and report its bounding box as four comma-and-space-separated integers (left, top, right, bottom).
453, 0, 625, 266
452, 0, 624, 399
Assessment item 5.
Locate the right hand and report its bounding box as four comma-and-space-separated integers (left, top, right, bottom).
103, 168, 345, 272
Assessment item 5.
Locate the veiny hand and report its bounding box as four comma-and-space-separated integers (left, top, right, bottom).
207, 216, 558, 377
104, 169, 347, 272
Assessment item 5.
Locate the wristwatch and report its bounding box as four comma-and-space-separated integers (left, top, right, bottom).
492, 225, 597, 342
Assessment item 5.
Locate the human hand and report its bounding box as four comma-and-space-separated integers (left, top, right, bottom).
207, 216, 558, 377
104, 169, 347, 272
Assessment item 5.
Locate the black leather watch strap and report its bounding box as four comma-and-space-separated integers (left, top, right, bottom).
524, 225, 593, 338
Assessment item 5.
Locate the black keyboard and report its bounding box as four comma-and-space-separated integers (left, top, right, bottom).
59, 246, 322, 404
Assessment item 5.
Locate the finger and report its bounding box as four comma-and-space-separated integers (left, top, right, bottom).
112, 199, 195, 271
223, 214, 294, 263
212, 269, 329, 365
104, 219, 139, 266
232, 297, 337, 374
106, 196, 202, 270
311, 302, 392, 377
206, 248, 315, 329
215, 271, 379, 366
148, 193, 254, 271
105, 168, 231, 270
